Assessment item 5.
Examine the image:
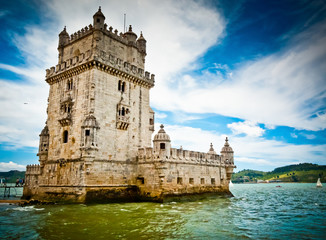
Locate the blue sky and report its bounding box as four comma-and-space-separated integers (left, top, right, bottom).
0, 0, 325, 172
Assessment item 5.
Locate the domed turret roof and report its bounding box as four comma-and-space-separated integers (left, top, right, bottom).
207, 143, 216, 154
153, 124, 171, 142
124, 25, 137, 41
137, 31, 146, 42
221, 137, 233, 153
40, 125, 49, 136
59, 26, 69, 36
93, 6, 105, 19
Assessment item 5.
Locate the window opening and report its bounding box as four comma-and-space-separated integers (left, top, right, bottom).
85, 130, 90, 136
122, 82, 125, 92
201, 178, 205, 184
137, 177, 145, 184
160, 143, 165, 150
118, 80, 122, 91
189, 178, 194, 184
211, 178, 216, 185
177, 177, 183, 185
63, 130, 68, 143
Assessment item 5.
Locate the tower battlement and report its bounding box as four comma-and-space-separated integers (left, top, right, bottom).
61, 24, 145, 53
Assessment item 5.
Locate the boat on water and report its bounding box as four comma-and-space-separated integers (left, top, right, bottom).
316, 178, 323, 188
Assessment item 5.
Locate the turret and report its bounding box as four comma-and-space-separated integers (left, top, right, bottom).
58, 26, 69, 63
124, 25, 137, 44
37, 125, 49, 166
137, 31, 147, 55
220, 137, 234, 164
93, 6, 105, 30
58, 26, 69, 47
153, 124, 171, 158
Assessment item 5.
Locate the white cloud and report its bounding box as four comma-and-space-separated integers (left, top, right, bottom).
151, 20, 326, 131
0, 161, 26, 172
291, 133, 298, 138
300, 133, 316, 140
0, 79, 47, 149
155, 112, 167, 119
227, 121, 265, 137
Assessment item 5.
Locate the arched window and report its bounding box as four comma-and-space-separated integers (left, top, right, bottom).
122, 82, 125, 92
118, 80, 122, 91
63, 130, 68, 143
122, 107, 125, 116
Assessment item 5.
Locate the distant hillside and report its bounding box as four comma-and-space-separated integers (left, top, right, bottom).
232, 163, 326, 183
0, 170, 25, 183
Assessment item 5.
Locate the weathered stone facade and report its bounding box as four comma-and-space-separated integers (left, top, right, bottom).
23, 7, 236, 203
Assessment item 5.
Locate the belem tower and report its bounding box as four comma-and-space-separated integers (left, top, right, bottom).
23, 7, 236, 203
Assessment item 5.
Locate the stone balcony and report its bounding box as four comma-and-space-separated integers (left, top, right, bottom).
58, 113, 72, 126
116, 115, 130, 130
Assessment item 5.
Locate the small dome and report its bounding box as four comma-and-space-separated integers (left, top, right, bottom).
124, 25, 137, 42
40, 126, 49, 136
221, 137, 233, 153
153, 124, 170, 142
137, 31, 146, 42
59, 26, 69, 36
207, 143, 216, 154
93, 6, 105, 19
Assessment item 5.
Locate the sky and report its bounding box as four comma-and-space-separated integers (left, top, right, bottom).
0, 0, 325, 172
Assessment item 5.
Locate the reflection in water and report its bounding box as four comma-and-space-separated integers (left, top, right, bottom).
1, 183, 326, 239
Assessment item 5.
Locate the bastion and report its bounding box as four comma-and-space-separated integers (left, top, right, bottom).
23, 7, 236, 203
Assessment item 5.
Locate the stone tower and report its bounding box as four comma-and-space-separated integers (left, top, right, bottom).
23, 7, 235, 203
24, 7, 155, 202
46, 7, 154, 163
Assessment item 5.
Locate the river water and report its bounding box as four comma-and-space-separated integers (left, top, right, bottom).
1, 183, 325, 239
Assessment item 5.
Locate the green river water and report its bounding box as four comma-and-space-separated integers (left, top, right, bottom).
1, 183, 325, 239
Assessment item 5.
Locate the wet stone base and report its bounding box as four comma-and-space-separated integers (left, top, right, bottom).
22, 186, 233, 204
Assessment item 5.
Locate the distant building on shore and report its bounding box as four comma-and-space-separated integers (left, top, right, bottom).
23, 7, 236, 203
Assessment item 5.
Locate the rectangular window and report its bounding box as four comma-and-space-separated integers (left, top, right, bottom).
177, 177, 183, 185
189, 178, 194, 184
201, 178, 205, 184
137, 177, 145, 184
160, 143, 165, 150
211, 178, 216, 185
85, 129, 90, 136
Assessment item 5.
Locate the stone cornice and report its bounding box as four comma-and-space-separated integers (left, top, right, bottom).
46, 60, 155, 88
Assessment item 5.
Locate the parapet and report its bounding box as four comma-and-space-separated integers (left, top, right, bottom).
26, 164, 41, 175
137, 147, 229, 166
58, 22, 146, 53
